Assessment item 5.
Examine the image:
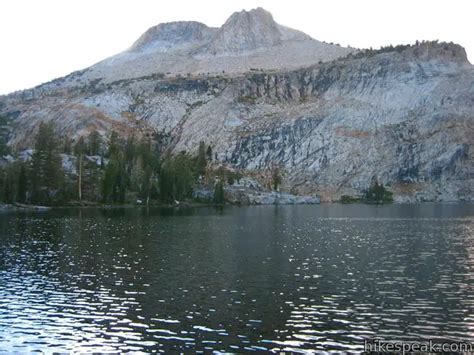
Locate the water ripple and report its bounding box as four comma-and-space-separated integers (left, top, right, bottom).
0, 205, 473, 351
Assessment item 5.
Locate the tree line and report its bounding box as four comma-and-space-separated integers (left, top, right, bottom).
0, 122, 220, 206
340, 179, 393, 204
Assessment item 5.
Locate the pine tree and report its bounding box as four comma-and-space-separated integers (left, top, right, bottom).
101, 157, 128, 204
107, 131, 121, 158
78, 157, 101, 202
159, 152, 195, 202
0, 137, 9, 157
101, 159, 118, 203
213, 180, 225, 204
30, 122, 64, 205
2, 164, 17, 203
0, 168, 5, 202
101, 133, 128, 204
206, 145, 213, 161
88, 131, 102, 156
17, 162, 28, 203
196, 141, 207, 177
63, 136, 72, 154
174, 153, 195, 200
74, 137, 86, 201
271, 166, 282, 191
133, 137, 160, 204
125, 134, 136, 165
364, 179, 393, 203
159, 158, 174, 203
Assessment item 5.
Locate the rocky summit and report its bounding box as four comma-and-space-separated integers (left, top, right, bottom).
0, 8, 473, 202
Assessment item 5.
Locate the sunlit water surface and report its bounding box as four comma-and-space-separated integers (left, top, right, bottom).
0, 204, 473, 352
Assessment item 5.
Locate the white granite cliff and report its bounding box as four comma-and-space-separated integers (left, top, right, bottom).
1, 9, 472, 202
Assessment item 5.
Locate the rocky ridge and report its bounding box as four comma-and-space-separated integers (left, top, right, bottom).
26, 8, 352, 87
0, 9, 472, 202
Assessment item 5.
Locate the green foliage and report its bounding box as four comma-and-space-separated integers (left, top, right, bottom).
87, 130, 102, 156
238, 95, 257, 104
30, 122, 65, 205
227, 174, 235, 186
206, 145, 213, 161
0, 114, 11, 157
0, 161, 30, 204
74, 136, 86, 156
0, 163, 20, 203
0, 137, 9, 156
101, 154, 127, 203
107, 131, 122, 158
129, 137, 160, 204
271, 166, 282, 191
344, 40, 443, 61
213, 180, 225, 204
63, 136, 73, 154
17, 162, 28, 203
125, 135, 137, 164
363, 181, 394, 203
0, 125, 214, 206
101, 131, 129, 203
79, 157, 101, 202
213, 166, 242, 186
339, 195, 361, 204
159, 152, 195, 203
195, 141, 207, 177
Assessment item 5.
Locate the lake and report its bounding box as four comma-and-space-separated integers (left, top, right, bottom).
0, 204, 473, 352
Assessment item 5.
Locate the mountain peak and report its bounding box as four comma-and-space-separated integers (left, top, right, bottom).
199, 7, 312, 55
79, 8, 352, 81
130, 21, 216, 52
226, 7, 275, 25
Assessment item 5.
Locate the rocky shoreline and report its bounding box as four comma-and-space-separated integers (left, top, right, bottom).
193, 177, 319, 205
224, 187, 320, 205
0, 203, 51, 212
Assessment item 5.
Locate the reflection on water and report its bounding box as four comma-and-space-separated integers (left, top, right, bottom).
0, 204, 473, 352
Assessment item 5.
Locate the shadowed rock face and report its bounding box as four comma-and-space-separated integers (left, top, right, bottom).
130, 21, 217, 53
0, 8, 472, 202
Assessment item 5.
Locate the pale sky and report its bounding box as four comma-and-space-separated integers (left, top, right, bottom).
0, 0, 472, 95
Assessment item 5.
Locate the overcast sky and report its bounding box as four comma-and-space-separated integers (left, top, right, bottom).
0, 0, 472, 95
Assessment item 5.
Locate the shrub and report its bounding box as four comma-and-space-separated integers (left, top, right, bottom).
213, 181, 225, 204
340, 195, 360, 203
363, 181, 393, 203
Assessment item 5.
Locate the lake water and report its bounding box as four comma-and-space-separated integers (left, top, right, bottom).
0, 204, 473, 352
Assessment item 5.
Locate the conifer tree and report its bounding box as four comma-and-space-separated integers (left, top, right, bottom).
0, 137, 9, 157
63, 136, 72, 154
74, 137, 86, 201
102, 131, 128, 203
206, 145, 213, 161
107, 131, 121, 158
17, 162, 28, 203
2, 164, 17, 203
0, 168, 4, 202
271, 166, 282, 191
160, 152, 194, 202
196, 141, 207, 177
88, 131, 102, 156
213, 180, 225, 204
30, 122, 64, 205
131, 137, 160, 204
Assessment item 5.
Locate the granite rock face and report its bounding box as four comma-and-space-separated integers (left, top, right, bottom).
193, 177, 320, 205
35, 8, 351, 85
130, 21, 217, 53
196, 7, 310, 55
0, 9, 472, 202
